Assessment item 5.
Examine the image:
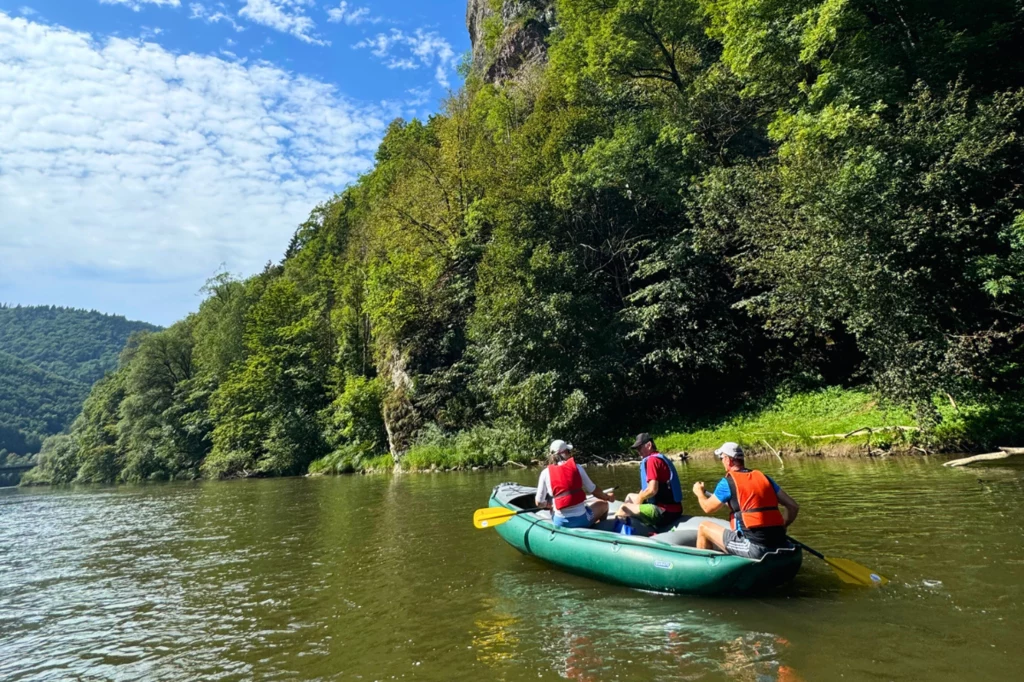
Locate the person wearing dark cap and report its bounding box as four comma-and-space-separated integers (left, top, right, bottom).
691, 442, 800, 559
614, 433, 683, 530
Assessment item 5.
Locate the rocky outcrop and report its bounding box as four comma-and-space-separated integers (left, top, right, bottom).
466, 0, 555, 84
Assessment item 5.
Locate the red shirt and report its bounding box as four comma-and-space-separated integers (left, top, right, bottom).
645, 454, 681, 513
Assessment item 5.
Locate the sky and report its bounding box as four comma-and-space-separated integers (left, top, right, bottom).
0, 1, 471, 326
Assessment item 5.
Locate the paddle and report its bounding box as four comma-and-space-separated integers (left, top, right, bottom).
788, 537, 889, 586
473, 488, 616, 530
473, 505, 543, 529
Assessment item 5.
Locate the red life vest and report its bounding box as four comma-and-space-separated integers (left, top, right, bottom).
548, 458, 587, 510
726, 470, 785, 530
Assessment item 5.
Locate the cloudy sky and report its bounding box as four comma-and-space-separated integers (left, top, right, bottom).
0, 1, 469, 326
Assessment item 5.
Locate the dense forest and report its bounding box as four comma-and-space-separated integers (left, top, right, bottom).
26, 0, 1024, 484
0, 306, 158, 461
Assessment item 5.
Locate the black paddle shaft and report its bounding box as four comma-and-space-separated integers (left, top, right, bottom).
788, 537, 825, 559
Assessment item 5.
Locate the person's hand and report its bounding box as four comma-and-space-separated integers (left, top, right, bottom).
606, 491, 616, 502
692, 481, 705, 497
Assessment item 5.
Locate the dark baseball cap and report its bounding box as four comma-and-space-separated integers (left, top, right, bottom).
631, 432, 652, 449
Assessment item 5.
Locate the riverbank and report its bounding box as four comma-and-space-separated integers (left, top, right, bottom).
308, 386, 1024, 475
20, 386, 1022, 484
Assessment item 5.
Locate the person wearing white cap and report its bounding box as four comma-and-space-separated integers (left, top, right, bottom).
690, 442, 800, 559
535, 440, 615, 528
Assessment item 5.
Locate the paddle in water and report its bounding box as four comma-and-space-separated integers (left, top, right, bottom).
789, 537, 889, 586
473, 487, 616, 529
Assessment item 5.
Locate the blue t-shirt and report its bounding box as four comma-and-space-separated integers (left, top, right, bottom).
712, 472, 781, 530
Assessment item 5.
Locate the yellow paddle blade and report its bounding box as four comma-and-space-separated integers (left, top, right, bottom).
824, 556, 889, 586
472, 506, 518, 529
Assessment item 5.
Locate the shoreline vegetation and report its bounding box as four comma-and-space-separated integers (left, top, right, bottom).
19, 1, 1024, 487
22, 384, 1022, 484
307, 386, 1022, 475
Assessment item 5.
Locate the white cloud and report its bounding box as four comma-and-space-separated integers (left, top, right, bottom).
353, 28, 455, 87
239, 0, 326, 45
326, 2, 379, 26
0, 12, 386, 324
99, 0, 182, 10
139, 25, 165, 40
18, 7, 38, 17
405, 87, 431, 106
189, 2, 245, 31
387, 57, 417, 70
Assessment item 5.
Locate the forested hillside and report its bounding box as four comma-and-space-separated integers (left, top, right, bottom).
0, 306, 158, 457
0, 351, 83, 456
27, 0, 1024, 484
0, 306, 160, 385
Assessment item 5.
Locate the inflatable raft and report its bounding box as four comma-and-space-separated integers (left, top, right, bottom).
488, 482, 802, 595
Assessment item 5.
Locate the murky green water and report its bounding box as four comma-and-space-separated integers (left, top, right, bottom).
1, 457, 1022, 681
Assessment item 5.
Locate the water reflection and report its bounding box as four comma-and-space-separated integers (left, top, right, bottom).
474, 570, 806, 681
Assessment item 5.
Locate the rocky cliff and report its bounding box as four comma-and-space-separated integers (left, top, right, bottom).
466, 0, 555, 84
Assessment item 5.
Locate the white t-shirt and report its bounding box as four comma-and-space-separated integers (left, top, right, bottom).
535, 462, 597, 518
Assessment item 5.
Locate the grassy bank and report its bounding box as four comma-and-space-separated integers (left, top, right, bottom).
307, 386, 1024, 475
657, 386, 1024, 457
654, 387, 917, 456
654, 386, 1024, 458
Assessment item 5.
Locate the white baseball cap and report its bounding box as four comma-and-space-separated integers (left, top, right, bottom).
715, 442, 744, 459
549, 439, 574, 455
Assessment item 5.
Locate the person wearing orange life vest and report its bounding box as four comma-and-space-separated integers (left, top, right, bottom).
535, 440, 615, 529
691, 442, 800, 559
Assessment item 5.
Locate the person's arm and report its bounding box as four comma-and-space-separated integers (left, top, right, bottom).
636, 479, 658, 504
535, 471, 552, 510
691, 481, 726, 514
777, 489, 799, 527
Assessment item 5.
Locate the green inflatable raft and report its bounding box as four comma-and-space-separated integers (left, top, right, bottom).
489, 482, 802, 596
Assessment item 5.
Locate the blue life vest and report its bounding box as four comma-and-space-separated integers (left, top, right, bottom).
640, 453, 683, 505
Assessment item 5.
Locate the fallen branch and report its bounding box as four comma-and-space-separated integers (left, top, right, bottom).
774, 425, 918, 440
761, 439, 784, 467
943, 449, 1024, 467
505, 460, 527, 469
808, 426, 919, 440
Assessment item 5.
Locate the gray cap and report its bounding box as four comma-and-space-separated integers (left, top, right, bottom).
714, 442, 744, 459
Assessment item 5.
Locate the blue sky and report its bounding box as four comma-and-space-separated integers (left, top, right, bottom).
0, 1, 471, 325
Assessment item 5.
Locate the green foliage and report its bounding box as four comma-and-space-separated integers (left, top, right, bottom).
0, 305, 159, 385
323, 376, 388, 453
0, 306, 157, 456
401, 422, 540, 470
34, 0, 1024, 484
0, 351, 83, 454
204, 276, 333, 478
655, 386, 916, 452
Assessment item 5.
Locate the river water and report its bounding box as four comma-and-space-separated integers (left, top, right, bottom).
1, 457, 1022, 681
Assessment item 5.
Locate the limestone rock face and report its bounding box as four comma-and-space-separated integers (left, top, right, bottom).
466, 0, 555, 84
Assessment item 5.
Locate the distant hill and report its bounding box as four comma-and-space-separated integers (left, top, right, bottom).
0, 306, 159, 456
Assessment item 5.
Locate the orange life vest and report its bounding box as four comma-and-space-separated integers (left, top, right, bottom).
726, 470, 785, 530
548, 458, 586, 510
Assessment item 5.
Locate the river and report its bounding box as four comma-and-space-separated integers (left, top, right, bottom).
1, 457, 1022, 681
